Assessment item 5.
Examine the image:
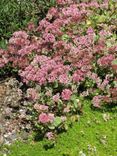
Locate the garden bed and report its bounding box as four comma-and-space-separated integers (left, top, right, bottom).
0, 0, 117, 155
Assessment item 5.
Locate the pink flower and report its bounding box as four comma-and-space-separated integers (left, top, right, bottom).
92, 95, 103, 108
45, 90, 52, 97
13, 31, 28, 39
26, 88, 39, 100
27, 22, 35, 31
45, 132, 54, 140
34, 104, 48, 112
72, 70, 84, 83
97, 54, 115, 67
43, 33, 55, 43
48, 113, 55, 123
38, 113, 55, 124
47, 7, 58, 19
87, 27, 94, 34
38, 113, 50, 124
63, 106, 70, 113
0, 57, 8, 68
98, 79, 109, 90
61, 89, 72, 101
53, 93, 60, 102
59, 74, 69, 84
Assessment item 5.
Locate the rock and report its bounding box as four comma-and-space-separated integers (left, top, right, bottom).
0, 78, 32, 145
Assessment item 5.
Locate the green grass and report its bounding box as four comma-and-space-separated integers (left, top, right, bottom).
4, 101, 117, 156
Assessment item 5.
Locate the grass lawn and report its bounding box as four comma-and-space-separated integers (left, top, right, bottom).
3, 101, 117, 156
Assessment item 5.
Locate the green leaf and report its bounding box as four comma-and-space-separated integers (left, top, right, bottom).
71, 95, 77, 101
53, 117, 62, 127
74, 100, 78, 109
48, 125, 55, 130
94, 34, 99, 43
53, 81, 58, 88
62, 34, 70, 41
97, 15, 106, 23
113, 81, 117, 87
112, 59, 117, 65
64, 123, 68, 131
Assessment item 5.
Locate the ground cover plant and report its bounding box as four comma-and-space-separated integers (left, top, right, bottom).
0, 0, 117, 143
2, 102, 117, 156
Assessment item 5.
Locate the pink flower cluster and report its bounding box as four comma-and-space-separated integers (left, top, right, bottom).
0, 0, 117, 137
34, 104, 49, 112
26, 88, 39, 101
97, 54, 115, 67
20, 56, 71, 85
53, 93, 60, 102
45, 132, 54, 140
39, 113, 54, 124
61, 89, 72, 101
92, 95, 103, 108
0, 49, 9, 68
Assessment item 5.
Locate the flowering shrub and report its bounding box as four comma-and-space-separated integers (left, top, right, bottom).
0, 0, 117, 139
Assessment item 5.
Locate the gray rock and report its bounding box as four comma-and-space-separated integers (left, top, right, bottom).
0, 78, 32, 145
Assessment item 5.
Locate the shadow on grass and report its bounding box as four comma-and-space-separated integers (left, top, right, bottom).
91, 103, 117, 113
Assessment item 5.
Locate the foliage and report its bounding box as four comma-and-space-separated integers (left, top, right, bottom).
0, 0, 56, 41
0, 0, 117, 139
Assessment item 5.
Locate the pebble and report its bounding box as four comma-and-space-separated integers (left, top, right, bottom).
0, 78, 33, 147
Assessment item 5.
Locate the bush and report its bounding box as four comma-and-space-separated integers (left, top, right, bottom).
0, 0, 117, 139
0, 0, 56, 42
